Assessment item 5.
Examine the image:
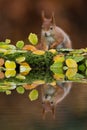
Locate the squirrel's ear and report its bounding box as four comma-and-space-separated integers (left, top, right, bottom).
42, 11, 45, 21
51, 12, 56, 25
42, 108, 46, 119
52, 107, 55, 119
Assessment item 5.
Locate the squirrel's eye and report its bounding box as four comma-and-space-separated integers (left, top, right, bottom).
50, 27, 53, 30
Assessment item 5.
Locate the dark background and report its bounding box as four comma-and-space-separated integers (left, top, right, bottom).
0, 0, 87, 48
0, 0, 87, 130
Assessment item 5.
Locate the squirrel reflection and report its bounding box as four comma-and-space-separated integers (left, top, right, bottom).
41, 82, 72, 119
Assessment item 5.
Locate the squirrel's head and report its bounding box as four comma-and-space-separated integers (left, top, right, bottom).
42, 100, 55, 119
41, 11, 56, 37
42, 86, 56, 119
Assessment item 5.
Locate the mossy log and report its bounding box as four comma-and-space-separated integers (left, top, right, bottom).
0, 45, 87, 82
0, 44, 87, 97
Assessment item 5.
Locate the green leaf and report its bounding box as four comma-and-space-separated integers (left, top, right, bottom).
16, 41, 24, 49
70, 49, 83, 54
16, 57, 25, 63
50, 62, 63, 74
85, 60, 87, 67
85, 69, 87, 76
73, 56, 84, 62
6, 90, 11, 95
29, 89, 38, 101
28, 33, 38, 45
0, 42, 7, 45
69, 73, 84, 80
16, 74, 26, 80
5, 39, 11, 44
0, 45, 16, 49
16, 86, 25, 94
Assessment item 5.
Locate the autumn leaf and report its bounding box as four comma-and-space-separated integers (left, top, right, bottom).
5, 70, 16, 78
20, 62, 31, 75
16, 86, 25, 94
48, 49, 57, 54
28, 33, 38, 45
16, 57, 25, 63
53, 73, 65, 80
6, 90, 11, 95
66, 59, 78, 68
5, 39, 11, 44
5, 60, 16, 69
23, 45, 37, 51
66, 68, 77, 79
0, 58, 4, 66
16, 41, 24, 49
33, 50, 45, 55
53, 55, 65, 62
29, 89, 38, 101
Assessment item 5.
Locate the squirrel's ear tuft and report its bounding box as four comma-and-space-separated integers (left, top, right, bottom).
52, 107, 55, 119
51, 12, 56, 25
42, 108, 46, 119
42, 10, 45, 21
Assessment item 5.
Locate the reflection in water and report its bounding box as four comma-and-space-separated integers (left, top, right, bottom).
41, 82, 72, 119
0, 78, 72, 119
0, 83, 87, 130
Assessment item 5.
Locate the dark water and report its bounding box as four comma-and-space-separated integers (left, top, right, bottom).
0, 83, 87, 130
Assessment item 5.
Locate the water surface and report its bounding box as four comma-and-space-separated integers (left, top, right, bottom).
0, 83, 87, 130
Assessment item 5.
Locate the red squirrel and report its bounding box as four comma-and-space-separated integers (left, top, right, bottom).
41, 82, 72, 119
41, 11, 72, 50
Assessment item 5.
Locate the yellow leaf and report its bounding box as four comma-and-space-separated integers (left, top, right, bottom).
16, 57, 25, 63
48, 49, 57, 54
5, 60, 16, 69
53, 74, 65, 80
49, 81, 56, 86
5, 70, 16, 78
20, 62, 31, 75
28, 33, 38, 45
16, 74, 26, 80
66, 68, 77, 79
29, 89, 38, 101
66, 59, 78, 68
33, 50, 45, 55
53, 55, 65, 62
32, 80, 45, 85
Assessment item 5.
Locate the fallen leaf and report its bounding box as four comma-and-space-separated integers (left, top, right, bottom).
29, 89, 38, 101
28, 33, 38, 45
16, 86, 25, 94
66, 59, 78, 68
16, 41, 24, 49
